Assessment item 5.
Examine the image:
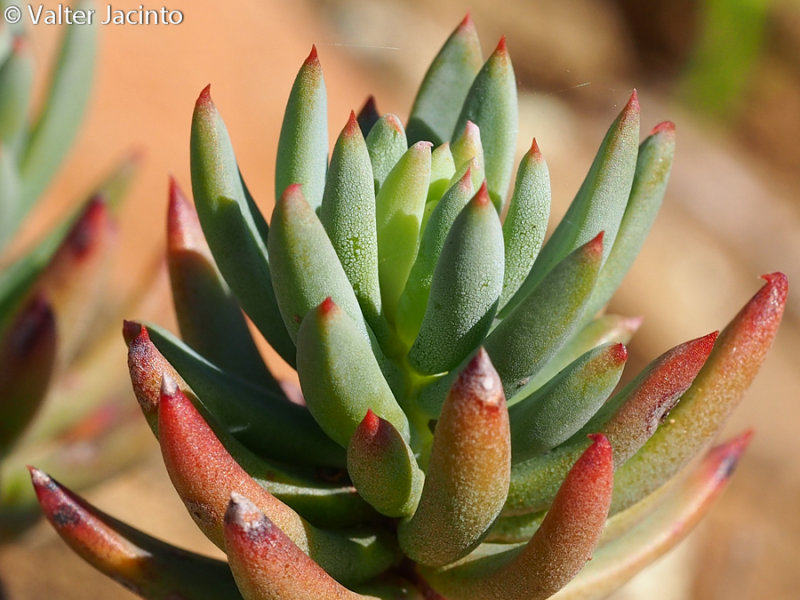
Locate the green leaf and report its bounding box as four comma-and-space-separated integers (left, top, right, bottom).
582, 121, 676, 320
190, 86, 296, 366
348, 410, 423, 518
501, 92, 640, 318
320, 111, 382, 330
296, 298, 409, 448
376, 141, 432, 327
19, 3, 96, 205
484, 233, 603, 398
407, 14, 483, 146
0, 144, 21, 250
269, 183, 370, 344
509, 343, 627, 462
500, 139, 550, 310
408, 184, 504, 374
452, 37, 517, 212
275, 46, 328, 211
395, 168, 474, 348
366, 113, 408, 195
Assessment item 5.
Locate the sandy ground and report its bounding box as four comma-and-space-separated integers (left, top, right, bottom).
1, 1, 798, 598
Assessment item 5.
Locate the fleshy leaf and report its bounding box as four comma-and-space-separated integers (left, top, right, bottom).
509, 343, 627, 461
450, 121, 485, 194
553, 432, 751, 600
505, 331, 716, 515
520, 314, 642, 395
452, 37, 517, 211
375, 141, 432, 326
365, 114, 407, 194
399, 350, 509, 567
611, 273, 787, 513
426, 435, 613, 600
269, 183, 370, 344
190, 86, 296, 366
408, 183, 504, 374
275, 45, 328, 211
484, 232, 603, 397
502, 92, 640, 318
157, 376, 397, 586
167, 177, 279, 390
407, 14, 483, 146
129, 321, 344, 467
320, 111, 382, 330
395, 167, 474, 348
347, 410, 423, 518
30, 468, 244, 600
499, 139, 550, 309
582, 121, 676, 320
224, 493, 380, 600
426, 142, 457, 209
296, 298, 410, 447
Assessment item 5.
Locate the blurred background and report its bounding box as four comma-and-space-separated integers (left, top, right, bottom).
0, 0, 798, 597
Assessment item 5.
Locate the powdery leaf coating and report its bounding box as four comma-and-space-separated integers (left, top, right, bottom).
268, 184, 369, 343
275, 45, 328, 211
399, 349, 510, 567
500, 138, 551, 309
320, 111, 382, 328
409, 183, 504, 374
407, 14, 483, 146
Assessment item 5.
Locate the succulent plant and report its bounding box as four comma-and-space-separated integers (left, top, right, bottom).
0, 6, 152, 537
31, 15, 787, 599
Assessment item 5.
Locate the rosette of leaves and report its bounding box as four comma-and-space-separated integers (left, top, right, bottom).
0, 4, 152, 537
31, 16, 787, 600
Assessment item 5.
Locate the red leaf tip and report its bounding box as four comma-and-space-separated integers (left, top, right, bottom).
345, 110, 359, 135
587, 433, 611, 451
650, 121, 675, 136
474, 181, 491, 207
761, 271, 788, 294
611, 343, 628, 364
625, 89, 640, 114
121, 320, 145, 346
319, 296, 337, 315
198, 84, 212, 105
359, 409, 381, 436
586, 231, 605, 256
495, 36, 507, 55
459, 12, 473, 29
305, 45, 319, 65
529, 138, 542, 157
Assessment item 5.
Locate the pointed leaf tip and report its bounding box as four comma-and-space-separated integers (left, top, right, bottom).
625, 89, 640, 114
305, 44, 319, 65
198, 84, 212, 106
359, 408, 381, 435
319, 296, 337, 315
459, 11, 473, 29
495, 35, 508, 55
121, 320, 143, 346
475, 181, 491, 206
587, 230, 605, 255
